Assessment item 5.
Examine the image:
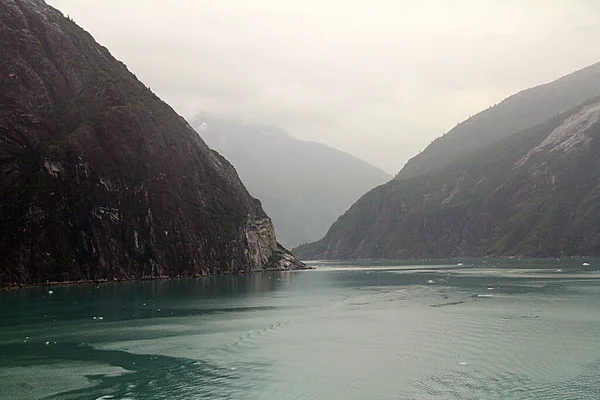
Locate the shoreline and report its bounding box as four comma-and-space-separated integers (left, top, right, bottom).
0, 265, 314, 291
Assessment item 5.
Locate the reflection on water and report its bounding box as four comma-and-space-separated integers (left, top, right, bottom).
1, 259, 600, 399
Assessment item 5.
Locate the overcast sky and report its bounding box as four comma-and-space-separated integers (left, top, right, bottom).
47, 0, 600, 173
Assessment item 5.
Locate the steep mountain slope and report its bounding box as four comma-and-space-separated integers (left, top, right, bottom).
295, 98, 600, 259
189, 115, 391, 247
398, 61, 600, 180
0, 0, 303, 285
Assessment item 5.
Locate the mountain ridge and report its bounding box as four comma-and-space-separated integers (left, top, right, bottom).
294, 95, 600, 259
0, 0, 304, 285
190, 114, 391, 248
398, 61, 600, 180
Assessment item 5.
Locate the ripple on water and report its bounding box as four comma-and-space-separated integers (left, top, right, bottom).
2, 263, 600, 399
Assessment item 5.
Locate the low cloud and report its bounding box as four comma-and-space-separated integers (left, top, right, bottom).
49, 0, 600, 173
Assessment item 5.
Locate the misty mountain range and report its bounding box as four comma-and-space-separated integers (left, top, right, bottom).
295, 60, 600, 259
4, 0, 600, 289
189, 115, 391, 248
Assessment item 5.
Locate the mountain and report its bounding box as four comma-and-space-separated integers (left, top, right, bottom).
398, 61, 600, 180
0, 0, 304, 286
189, 115, 391, 248
294, 97, 600, 259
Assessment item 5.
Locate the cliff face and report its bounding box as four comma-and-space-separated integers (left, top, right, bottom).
0, 0, 304, 285
294, 98, 600, 259
189, 115, 391, 248
397, 61, 600, 180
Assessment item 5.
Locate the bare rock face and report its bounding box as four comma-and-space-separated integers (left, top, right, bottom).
0, 0, 305, 285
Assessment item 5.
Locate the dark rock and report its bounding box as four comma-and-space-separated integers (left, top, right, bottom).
0, 0, 305, 285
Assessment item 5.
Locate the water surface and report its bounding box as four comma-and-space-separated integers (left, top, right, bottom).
2, 258, 600, 399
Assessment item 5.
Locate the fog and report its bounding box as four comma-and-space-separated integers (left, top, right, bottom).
47, 0, 600, 173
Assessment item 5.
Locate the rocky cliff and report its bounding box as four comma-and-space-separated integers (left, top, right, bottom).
0, 0, 304, 285
294, 97, 600, 259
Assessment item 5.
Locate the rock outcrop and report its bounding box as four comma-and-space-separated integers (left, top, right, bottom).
0, 0, 305, 285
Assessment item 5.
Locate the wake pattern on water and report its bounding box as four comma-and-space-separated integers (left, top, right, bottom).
408, 362, 600, 400
3, 261, 600, 399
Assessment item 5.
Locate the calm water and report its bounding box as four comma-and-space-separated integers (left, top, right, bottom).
2, 259, 600, 399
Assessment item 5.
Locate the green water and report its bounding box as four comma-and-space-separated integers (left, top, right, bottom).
2, 259, 600, 399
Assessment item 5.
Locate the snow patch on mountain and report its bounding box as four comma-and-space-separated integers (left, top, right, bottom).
516, 100, 600, 167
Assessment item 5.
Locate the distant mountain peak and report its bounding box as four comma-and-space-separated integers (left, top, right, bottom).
190, 115, 390, 248
191, 114, 291, 140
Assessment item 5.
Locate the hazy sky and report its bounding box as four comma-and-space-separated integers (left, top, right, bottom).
47, 0, 600, 173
